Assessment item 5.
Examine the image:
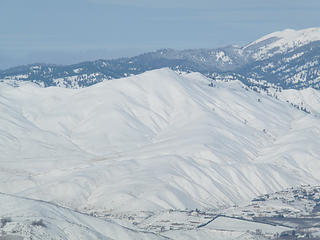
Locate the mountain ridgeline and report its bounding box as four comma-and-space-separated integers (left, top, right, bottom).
1, 28, 320, 89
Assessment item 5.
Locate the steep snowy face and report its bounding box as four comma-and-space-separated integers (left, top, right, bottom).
244, 28, 320, 60
1, 69, 320, 214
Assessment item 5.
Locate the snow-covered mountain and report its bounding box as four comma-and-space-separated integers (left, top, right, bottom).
236, 28, 320, 89
1, 27, 320, 89
244, 28, 320, 60
1, 68, 320, 239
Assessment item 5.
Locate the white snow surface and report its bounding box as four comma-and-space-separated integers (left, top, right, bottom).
163, 215, 287, 240
205, 216, 288, 233
244, 27, 320, 60
0, 193, 166, 240
1, 68, 320, 238
215, 51, 233, 64
277, 87, 320, 116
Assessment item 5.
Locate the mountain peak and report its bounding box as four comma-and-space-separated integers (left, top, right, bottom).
247, 27, 320, 46
244, 27, 320, 60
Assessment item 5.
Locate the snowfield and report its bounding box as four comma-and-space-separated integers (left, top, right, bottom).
1, 68, 320, 239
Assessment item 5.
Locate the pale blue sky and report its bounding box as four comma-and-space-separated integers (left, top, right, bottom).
0, 0, 319, 69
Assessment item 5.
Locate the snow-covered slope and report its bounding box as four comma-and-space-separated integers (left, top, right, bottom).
244, 27, 320, 60
0, 193, 167, 240
1, 68, 320, 238
276, 87, 320, 116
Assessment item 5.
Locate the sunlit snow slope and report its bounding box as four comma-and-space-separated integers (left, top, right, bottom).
244, 27, 320, 60
1, 68, 320, 214
0, 193, 166, 240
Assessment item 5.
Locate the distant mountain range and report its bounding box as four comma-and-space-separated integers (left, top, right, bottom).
1, 28, 320, 89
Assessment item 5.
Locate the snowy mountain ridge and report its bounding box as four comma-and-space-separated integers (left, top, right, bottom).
1, 27, 320, 90
1, 68, 320, 239
245, 27, 320, 60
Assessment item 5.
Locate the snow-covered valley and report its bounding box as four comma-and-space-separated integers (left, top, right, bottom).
1, 68, 320, 239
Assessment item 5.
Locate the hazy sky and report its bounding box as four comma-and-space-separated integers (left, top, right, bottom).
0, 0, 319, 69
